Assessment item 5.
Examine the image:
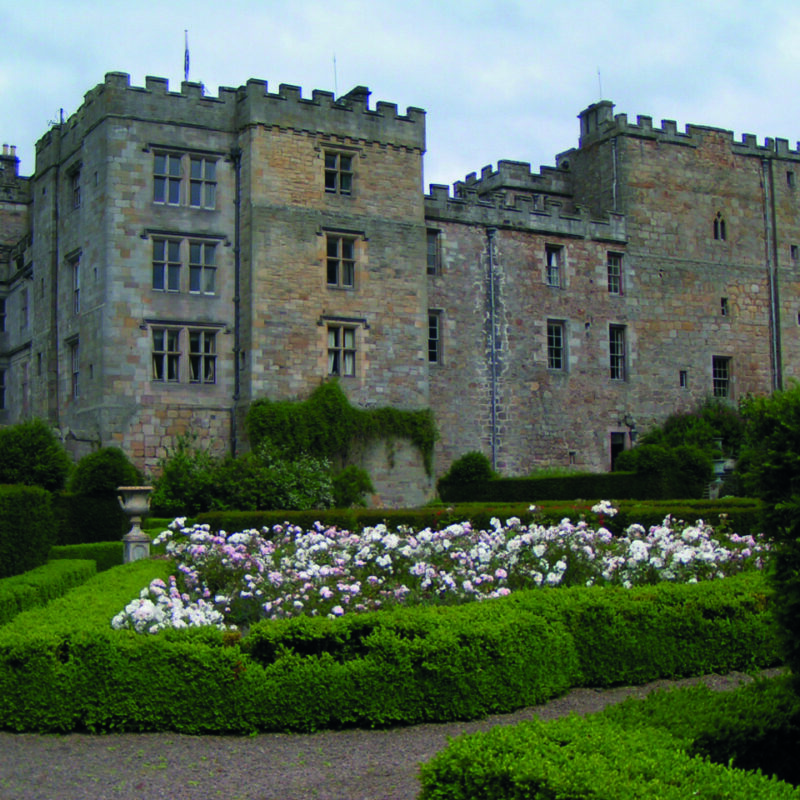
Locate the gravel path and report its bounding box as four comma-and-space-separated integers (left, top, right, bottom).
0, 669, 781, 800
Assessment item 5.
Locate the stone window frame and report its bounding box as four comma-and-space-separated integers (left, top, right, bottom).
609, 324, 627, 381
188, 329, 217, 384
427, 229, 442, 276
189, 240, 217, 295
189, 156, 217, 209
428, 309, 443, 365
607, 252, 623, 295
147, 231, 223, 295
547, 319, 567, 371
324, 150, 354, 196
327, 324, 357, 377
152, 238, 182, 293
150, 146, 222, 210
324, 230, 361, 289
67, 251, 81, 315
152, 327, 181, 383
712, 355, 732, 398
68, 337, 80, 399
545, 244, 564, 288
67, 162, 82, 210
713, 212, 727, 241
149, 320, 225, 386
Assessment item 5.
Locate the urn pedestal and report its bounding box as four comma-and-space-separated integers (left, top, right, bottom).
117, 486, 153, 563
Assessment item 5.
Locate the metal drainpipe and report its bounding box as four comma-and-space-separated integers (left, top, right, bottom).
762, 157, 782, 391
487, 227, 498, 471
51, 127, 62, 428
230, 146, 242, 456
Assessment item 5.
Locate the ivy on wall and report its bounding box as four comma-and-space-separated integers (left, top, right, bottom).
245, 381, 437, 475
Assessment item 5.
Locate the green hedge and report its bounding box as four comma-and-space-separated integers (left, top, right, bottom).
438, 472, 653, 503
0, 484, 56, 578
49, 542, 124, 572
418, 710, 800, 800
195, 499, 765, 540
599, 675, 800, 786
0, 560, 96, 627
0, 567, 780, 734
52, 493, 129, 545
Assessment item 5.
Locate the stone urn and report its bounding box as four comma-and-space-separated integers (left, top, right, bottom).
117, 486, 153, 563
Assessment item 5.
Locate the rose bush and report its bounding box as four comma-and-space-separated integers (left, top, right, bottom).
112, 505, 769, 633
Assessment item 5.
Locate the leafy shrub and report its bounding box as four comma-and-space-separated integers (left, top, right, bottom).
150, 435, 217, 516
68, 447, 142, 496
0, 485, 56, 578
0, 419, 71, 491
332, 465, 374, 507
437, 451, 495, 498
613, 443, 712, 498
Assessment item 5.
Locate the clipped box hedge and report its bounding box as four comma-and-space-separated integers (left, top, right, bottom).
0, 560, 96, 627
0, 484, 55, 578
0, 565, 780, 734
49, 541, 124, 572
418, 711, 800, 800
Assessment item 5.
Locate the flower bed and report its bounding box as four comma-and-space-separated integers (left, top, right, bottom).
112, 503, 769, 633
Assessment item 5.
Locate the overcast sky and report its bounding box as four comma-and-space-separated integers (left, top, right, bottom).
2, 0, 800, 190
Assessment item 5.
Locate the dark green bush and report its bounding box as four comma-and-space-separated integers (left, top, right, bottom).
150, 434, 217, 516
68, 447, 142, 496
52, 493, 130, 545
737, 384, 800, 689
0, 419, 71, 491
332, 465, 374, 507
613, 443, 712, 499
0, 485, 56, 578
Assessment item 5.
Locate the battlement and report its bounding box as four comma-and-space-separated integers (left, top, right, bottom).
425, 180, 626, 242
578, 100, 800, 159
35, 72, 426, 170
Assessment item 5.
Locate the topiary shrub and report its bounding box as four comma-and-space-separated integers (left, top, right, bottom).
68, 447, 142, 496
437, 451, 495, 498
0, 419, 71, 491
0, 485, 56, 578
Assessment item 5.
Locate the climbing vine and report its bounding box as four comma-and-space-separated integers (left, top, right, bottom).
245, 381, 437, 475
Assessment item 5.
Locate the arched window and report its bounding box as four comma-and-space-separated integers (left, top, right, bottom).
713, 212, 727, 241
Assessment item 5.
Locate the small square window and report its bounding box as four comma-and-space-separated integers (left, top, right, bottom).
720, 297, 728, 316
792, 245, 798, 260
324, 152, 353, 195
679, 370, 688, 388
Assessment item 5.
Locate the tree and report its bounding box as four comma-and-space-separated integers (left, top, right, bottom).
0, 419, 71, 491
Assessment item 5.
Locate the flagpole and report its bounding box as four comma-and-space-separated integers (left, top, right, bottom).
184, 30, 190, 82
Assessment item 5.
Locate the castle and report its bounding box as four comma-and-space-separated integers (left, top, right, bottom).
1, 73, 798, 505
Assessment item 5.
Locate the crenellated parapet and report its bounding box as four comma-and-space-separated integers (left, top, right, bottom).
34, 72, 425, 172
578, 100, 800, 159
425, 181, 626, 242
